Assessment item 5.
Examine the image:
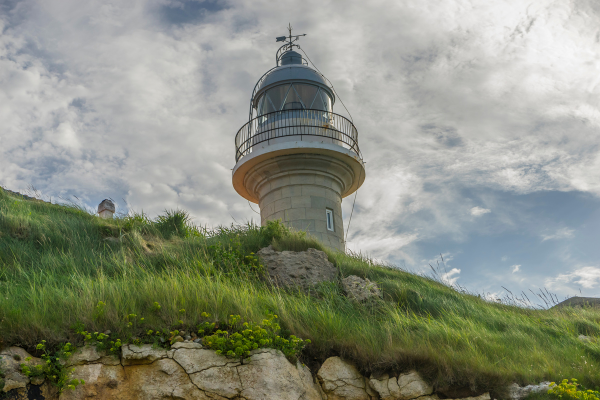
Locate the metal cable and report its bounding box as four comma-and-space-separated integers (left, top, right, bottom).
344, 165, 363, 247
248, 200, 260, 215
297, 47, 354, 123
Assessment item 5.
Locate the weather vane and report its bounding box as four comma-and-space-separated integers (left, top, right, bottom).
275, 23, 306, 51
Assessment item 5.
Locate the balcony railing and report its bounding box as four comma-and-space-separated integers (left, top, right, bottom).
235, 109, 361, 162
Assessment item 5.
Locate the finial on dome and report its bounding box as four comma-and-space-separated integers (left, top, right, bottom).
275, 23, 307, 66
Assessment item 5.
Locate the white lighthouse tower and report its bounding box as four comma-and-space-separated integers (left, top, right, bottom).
232, 28, 365, 251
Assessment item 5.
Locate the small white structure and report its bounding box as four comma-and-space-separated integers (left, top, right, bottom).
98, 199, 115, 219
232, 29, 365, 251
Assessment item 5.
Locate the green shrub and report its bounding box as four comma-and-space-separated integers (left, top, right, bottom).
548, 379, 600, 400
259, 219, 289, 243
271, 229, 325, 253
202, 313, 309, 363
155, 209, 197, 239
20, 341, 83, 392
74, 325, 123, 355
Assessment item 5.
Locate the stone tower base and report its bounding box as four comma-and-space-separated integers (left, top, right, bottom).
243, 154, 357, 252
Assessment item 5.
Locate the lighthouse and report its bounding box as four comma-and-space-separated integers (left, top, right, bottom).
232, 28, 365, 251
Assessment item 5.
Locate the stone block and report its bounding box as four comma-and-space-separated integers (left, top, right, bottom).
289, 220, 303, 230
291, 196, 312, 208
267, 211, 285, 223
268, 175, 291, 190
315, 219, 327, 233
274, 198, 292, 213
335, 217, 344, 232
281, 185, 302, 197
262, 201, 276, 218
324, 189, 341, 202
285, 208, 306, 221
302, 219, 317, 231
314, 174, 327, 187
311, 196, 326, 209
305, 207, 324, 220
324, 198, 338, 210
301, 185, 326, 197
260, 189, 282, 207
330, 179, 344, 193
290, 174, 316, 185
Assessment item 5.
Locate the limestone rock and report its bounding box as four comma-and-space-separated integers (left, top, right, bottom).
3, 345, 331, 400
124, 359, 209, 400
60, 359, 210, 400
257, 245, 338, 291
121, 344, 167, 366
190, 364, 242, 398
369, 374, 393, 400
578, 334, 592, 343
237, 349, 323, 400
342, 275, 382, 302
59, 364, 126, 400
0, 347, 44, 392
396, 371, 433, 400
318, 356, 369, 400
173, 348, 238, 374
171, 342, 203, 350
508, 382, 551, 400
64, 345, 120, 367
368, 371, 433, 400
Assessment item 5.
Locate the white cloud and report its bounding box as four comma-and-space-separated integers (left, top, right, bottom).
511, 264, 521, 273
546, 266, 600, 290
441, 268, 461, 286
471, 206, 491, 216
541, 228, 575, 242
501, 256, 508, 262
1, 0, 600, 287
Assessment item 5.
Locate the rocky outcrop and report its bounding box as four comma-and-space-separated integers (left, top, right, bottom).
318, 356, 377, 399
342, 276, 382, 302
2, 345, 322, 400
368, 371, 434, 400
257, 245, 338, 291
507, 382, 552, 400
1, 344, 508, 400
64, 345, 120, 367
0, 347, 45, 392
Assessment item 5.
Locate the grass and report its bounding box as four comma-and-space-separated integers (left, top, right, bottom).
1, 187, 600, 395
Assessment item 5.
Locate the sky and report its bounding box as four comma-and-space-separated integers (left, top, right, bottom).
2, 0, 600, 302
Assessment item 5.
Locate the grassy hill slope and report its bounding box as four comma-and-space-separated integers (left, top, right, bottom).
1, 187, 600, 394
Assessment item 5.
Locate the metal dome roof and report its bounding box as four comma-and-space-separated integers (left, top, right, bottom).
280, 50, 304, 65
254, 63, 335, 108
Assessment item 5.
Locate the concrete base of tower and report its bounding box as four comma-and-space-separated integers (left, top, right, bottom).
238, 153, 359, 252
232, 141, 365, 252
258, 171, 345, 251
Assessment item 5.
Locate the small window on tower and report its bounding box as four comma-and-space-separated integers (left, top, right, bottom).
326, 209, 334, 231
